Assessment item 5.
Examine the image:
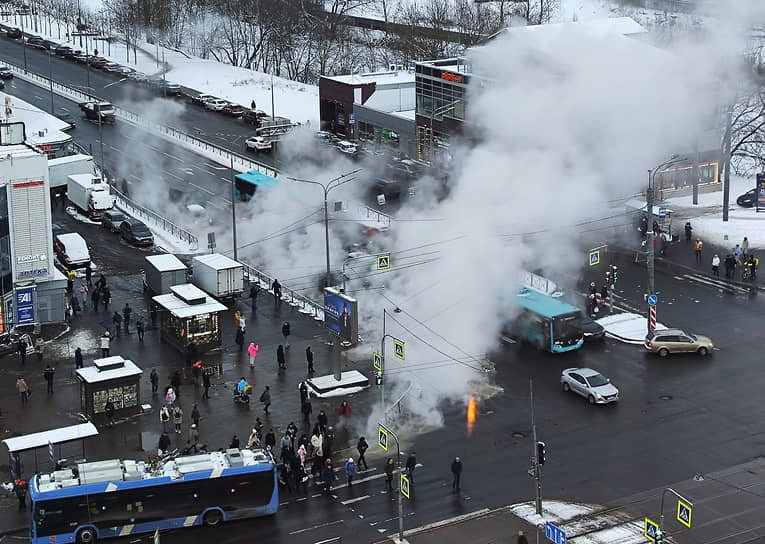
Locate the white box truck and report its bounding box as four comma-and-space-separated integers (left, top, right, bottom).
191, 253, 244, 299
144, 254, 188, 295
48, 154, 96, 195
67, 174, 115, 220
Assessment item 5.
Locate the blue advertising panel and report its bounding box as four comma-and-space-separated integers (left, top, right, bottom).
323, 287, 358, 344
757, 174, 765, 213
15, 288, 35, 324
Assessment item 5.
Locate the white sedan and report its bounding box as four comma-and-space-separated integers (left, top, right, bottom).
205, 98, 229, 111
561, 367, 619, 405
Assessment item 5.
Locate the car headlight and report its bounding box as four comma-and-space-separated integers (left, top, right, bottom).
595, 393, 604, 399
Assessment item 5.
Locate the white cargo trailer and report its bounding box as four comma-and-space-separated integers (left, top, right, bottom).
144, 254, 188, 295
191, 253, 244, 299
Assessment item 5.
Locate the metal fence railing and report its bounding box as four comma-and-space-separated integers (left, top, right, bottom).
241, 262, 325, 322
110, 185, 199, 250
0, 60, 277, 177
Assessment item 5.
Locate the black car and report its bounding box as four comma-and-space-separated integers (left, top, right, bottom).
580, 313, 606, 342
6, 28, 22, 39
55, 45, 72, 57
0, 66, 13, 79
120, 218, 154, 246
102, 210, 125, 232
737, 188, 757, 208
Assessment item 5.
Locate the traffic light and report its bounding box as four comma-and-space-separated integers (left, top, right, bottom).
536, 441, 546, 465
611, 265, 618, 285
655, 529, 663, 543
375, 371, 383, 385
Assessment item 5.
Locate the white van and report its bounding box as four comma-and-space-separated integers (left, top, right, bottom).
54, 233, 91, 269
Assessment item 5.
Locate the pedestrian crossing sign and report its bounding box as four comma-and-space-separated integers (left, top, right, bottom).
644, 517, 659, 543
378, 426, 389, 451
677, 499, 692, 528
589, 249, 600, 267
373, 352, 383, 371
377, 254, 391, 271
400, 473, 410, 499
393, 339, 405, 360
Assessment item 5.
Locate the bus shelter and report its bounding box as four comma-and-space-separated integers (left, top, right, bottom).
152, 283, 227, 353
3, 422, 98, 479
76, 356, 143, 425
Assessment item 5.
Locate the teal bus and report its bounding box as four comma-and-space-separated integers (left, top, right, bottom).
502, 288, 584, 353
234, 170, 278, 202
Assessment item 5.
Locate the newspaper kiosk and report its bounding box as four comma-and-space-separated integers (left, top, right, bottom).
75, 356, 143, 425
152, 283, 227, 353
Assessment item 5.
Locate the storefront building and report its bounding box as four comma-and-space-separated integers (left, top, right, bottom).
152, 283, 227, 353
76, 356, 143, 425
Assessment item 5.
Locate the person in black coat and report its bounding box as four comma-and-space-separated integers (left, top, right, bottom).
265, 429, 276, 451
158, 432, 171, 454
450, 456, 463, 491
517, 530, 529, 544
74, 347, 83, 369
202, 371, 211, 400
357, 437, 369, 470
277, 345, 286, 369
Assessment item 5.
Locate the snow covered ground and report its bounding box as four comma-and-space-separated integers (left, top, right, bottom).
597, 312, 666, 343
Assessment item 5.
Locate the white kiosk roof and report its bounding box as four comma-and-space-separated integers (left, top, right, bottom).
152, 283, 227, 318
145, 254, 186, 272
193, 253, 242, 270
3, 422, 98, 453
76, 356, 143, 384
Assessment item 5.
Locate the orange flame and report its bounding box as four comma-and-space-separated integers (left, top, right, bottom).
466, 395, 477, 436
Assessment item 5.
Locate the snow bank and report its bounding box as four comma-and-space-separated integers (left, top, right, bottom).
597, 312, 666, 343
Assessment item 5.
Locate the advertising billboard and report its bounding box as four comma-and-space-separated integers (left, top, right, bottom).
757, 173, 765, 213
15, 287, 35, 324
323, 287, 358, 345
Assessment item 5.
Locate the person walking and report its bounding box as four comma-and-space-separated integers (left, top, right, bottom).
75, 346, 83, 369
344, 457, 357, 487
16, 376, 29, 404
384, 458, 395, 491
191, 404, 201, 427
85, 265, 92, 286
14, 480, 27, 510
272, 278, 281, 301
694, 237, 703, 264
282, 321, 291, 348
712, 254, 720, 276
265, 428, 276, 451
105, 400, 115, 427
260, 385, 271, 414
277, 345, 286, 370
100, 331, 111, 357
297, 443, 307, 466
150, 368, 159, 393
301, 399, 312, 425
248, 342, 259, 368
17, 338, 27, 365
299, 381, 309, 406
202, 370, 211, 399
91, 288, 100, 311
123, 303, 132, 333
317, 410, 328, 435
234, 310, 241, 329
158, 432, 171, 455
71, 295, 81, 317
136, 317, 145, 342
451, 456, 463, 491
112, 311, 122, 337
189, 424, 200, 447
306, 346, 315, 374
95, 273, 106, 291
159, 405, 170, 432
43, 364, 55, 394
173, 405, 183, 434
517, 530, 529, 544
79, 282, 88, 308
405, 452, 417, 480
684, 221, 692, 242
250, 282, 259, 313
357, 437, 369, 470
165, 386, 176, 406
102, 287, 111, 311
338, 400, 351, 420
235, 327, 244, 351
239, 315, 246, 334
322, 460, 336, 492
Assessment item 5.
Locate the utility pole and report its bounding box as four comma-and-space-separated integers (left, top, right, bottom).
230, 157, 237, 261
379, 423, 405, 542
722, 107, 732, 222
530, 379, 542, 515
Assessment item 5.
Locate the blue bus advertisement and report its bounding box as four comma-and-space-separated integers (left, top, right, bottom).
323, 287, 358, 344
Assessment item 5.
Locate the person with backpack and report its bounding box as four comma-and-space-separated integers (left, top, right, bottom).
159, 405, 170, 432
173, 405, 183, 434
344, 457, 357, 487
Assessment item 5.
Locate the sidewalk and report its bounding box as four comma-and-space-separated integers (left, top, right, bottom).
0, 272, 373, 535
402, 506, 536, 544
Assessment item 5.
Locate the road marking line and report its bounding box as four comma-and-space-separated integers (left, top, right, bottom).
163, 170, 183, 180
289, 519, 344, 535
103, 79, 125, 88
313, 538, 343, 544
341, 494, 370, 505
402, 508, 491, 537
331, 472, 386, 491
163, 152, 183, 162
189, 182, 214, 195
109, 145, 120, 152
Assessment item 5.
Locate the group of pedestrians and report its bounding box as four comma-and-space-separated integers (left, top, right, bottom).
685, 223, 759, 281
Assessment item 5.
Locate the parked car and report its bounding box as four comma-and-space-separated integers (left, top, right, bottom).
101, 210, 125, 232
127, 71, 148, 83
54, 45, 72, 57
580, 313, 605, 342
336, 140, 358, 156
54, 232, 91, 269
223, 103, 244, 116
102, 62, 122, 73
191, 93, 215, 106
736, 188, 757, 208
114, 66, 134, 76
6, 28, 22, 39
561, 367, 619, 405
88, 56, 107, 68
73, 53, 89, 63
160, 81, 182, 95
120, 218, 154, 246
63, 49, 82, 60
205, 98, 229, 111
242, 108, 259, 125
27, 36, 46, 50
644, 328, 714, 357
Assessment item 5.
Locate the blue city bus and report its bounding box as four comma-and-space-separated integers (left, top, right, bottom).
29, 449, 278, 543
234, 170, 278, 202
503, 288, 584, 353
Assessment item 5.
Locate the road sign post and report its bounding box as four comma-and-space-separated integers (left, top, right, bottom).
400, 473, 410, 499
377, 254, 391, 270
378, 422, 405, 542
644, 517, 660, 543
393, 339, 405, 360
373, 352, 383, 372
658, 488, 694, 538
589, 249, 600, 267
676, 499, 692, 528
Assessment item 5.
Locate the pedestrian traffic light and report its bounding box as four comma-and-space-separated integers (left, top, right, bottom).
536, 441, 546, 465
611, 265, 618, 284
655, 529, 663, 543
375, 371, 383, 385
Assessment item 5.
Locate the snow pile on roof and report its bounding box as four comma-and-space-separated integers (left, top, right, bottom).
0, 91, 71, 145
597, 312, 666, 343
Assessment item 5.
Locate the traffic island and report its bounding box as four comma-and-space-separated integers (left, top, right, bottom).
305, 370, 369, 398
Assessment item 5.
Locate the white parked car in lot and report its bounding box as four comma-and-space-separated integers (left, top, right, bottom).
561, 367, 619, 405
205, 98, 229, 111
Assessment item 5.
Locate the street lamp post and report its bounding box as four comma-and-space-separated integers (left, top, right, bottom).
378, 308, 402, 424
429, 99, 462, 164
47, 48, 54, 114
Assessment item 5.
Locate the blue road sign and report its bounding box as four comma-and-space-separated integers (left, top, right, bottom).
16, 288, 35, 324
658, 207, 667, 218
545, 521, 567, 544
647, 294, 658, 306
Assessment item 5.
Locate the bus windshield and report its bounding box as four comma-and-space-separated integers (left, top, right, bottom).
553, 312, 582, 342
506, 289, 584, 353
